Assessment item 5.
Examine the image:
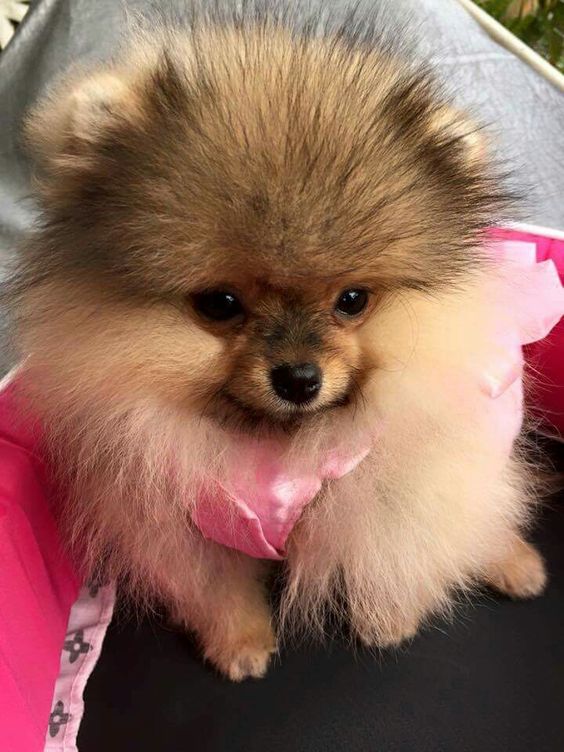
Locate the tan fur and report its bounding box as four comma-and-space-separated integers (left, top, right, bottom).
8, 19, 545, 680
487, 536, 547, 599
281, 279, 542, 645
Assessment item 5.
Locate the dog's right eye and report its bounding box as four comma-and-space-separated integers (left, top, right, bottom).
191, 290, 244, 322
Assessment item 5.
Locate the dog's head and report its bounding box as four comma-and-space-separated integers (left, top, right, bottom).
13, 24, 506, 434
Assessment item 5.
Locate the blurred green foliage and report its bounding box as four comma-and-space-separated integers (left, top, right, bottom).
475, 0, 564, 72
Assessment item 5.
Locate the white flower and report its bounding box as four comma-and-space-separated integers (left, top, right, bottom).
0, 0, 29, 50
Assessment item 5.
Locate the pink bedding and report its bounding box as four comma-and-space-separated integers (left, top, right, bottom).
493, 225, 564, 434
0, 379, 80, 752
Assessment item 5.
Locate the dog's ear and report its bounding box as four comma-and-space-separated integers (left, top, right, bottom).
429, 106, 486, 164
64, 72, 135, 142
25, 68, 141, 170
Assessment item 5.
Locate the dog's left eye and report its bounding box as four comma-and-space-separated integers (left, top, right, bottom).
191, 290, 244, 322
334, 289, 368, 317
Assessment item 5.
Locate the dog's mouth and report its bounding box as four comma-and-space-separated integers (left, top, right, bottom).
207, 388, 353, 435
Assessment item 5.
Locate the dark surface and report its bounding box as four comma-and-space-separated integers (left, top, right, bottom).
80, 497, 564, 752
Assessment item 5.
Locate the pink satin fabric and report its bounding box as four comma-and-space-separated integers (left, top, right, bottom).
193, 438, 371, 560
492, 226, 564, 434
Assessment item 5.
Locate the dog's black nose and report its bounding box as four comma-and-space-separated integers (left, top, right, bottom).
270, 363, 322, 405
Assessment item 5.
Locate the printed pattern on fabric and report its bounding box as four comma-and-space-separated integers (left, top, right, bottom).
44, 583, 115, 752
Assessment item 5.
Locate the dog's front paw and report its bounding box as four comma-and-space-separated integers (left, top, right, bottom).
488, 538, 547, 599
353, 611, 420, 650
204, 622, 277, 681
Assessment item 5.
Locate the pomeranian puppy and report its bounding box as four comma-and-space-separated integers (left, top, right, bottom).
7, 5, 547, 680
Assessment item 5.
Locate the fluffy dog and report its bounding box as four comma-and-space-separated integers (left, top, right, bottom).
7, 6, 546, 680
